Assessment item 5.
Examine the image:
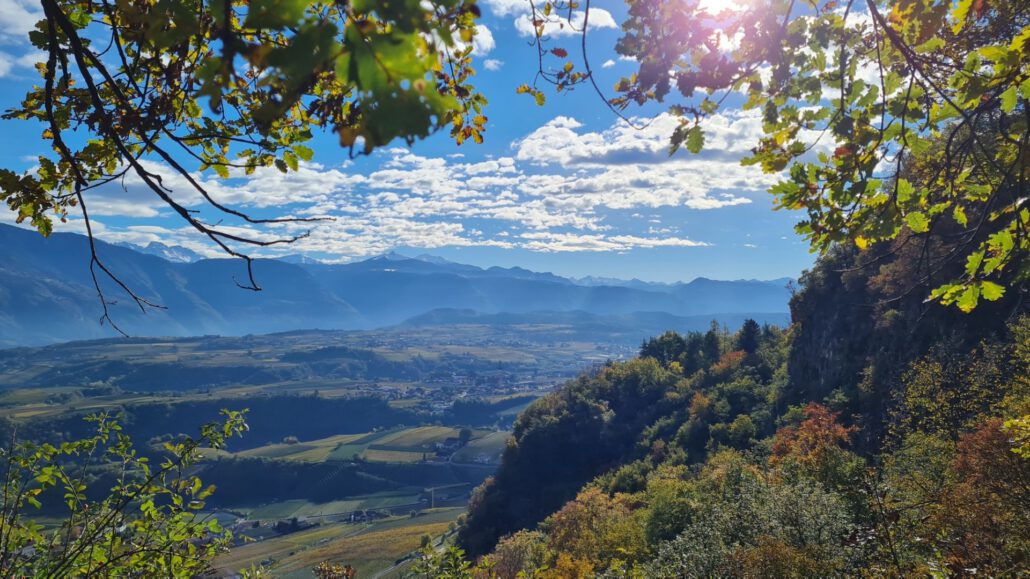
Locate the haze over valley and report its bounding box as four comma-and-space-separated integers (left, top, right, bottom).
0, 223, 790, 347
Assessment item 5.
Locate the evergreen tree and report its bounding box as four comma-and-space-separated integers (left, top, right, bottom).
737, 319, 761, 355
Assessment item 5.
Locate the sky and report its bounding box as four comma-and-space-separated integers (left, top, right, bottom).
0, 0, 815, 283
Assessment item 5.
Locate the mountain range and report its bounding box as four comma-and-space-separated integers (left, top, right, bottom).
0, 224, 793, 346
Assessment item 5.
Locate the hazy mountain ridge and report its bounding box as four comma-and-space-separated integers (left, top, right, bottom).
401, 309, 791, 336
0, 224, 792, 346
115, 240, 205, 263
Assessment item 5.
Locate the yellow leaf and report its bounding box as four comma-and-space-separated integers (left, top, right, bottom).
951, 0, 973, 34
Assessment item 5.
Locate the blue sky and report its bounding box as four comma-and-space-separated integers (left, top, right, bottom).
0, 0, 814, 282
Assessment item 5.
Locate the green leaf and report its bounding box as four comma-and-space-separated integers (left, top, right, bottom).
952, 0, 974, 34
1000, 85, 1019, 113
915, 37, 945, 54
244, 0, 307, 29
953, 205, 967, 226
283, 151, 299, 171
956, 285, 980, 313
905, 211, 929, 233
686, 126, 705, 154
981, 281, 1005, 301
965, 250, 985, 276
896, 178, 914, 204
293, 145, 314, 162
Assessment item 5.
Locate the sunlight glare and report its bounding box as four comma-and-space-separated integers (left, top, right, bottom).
697, 0, 750, 14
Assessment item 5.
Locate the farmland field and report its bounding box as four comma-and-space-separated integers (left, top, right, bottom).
236, 433, 372, 462
0, 324, 642, 576
373, 426, 461, 449
452, 431, 510, 464
213, 507, 465, 577
240, 491, 422, 520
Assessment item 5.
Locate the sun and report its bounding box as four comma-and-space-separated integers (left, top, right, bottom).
697, 0, 750, 14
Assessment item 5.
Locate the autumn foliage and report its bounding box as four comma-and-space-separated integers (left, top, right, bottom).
771, 403, 857, 467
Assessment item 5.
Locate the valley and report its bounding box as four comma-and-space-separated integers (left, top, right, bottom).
0, 322, 660, 576
0, 228, 793, 575
0, 0, 1025, 574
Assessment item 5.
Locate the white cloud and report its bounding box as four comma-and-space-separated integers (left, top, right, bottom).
602, 59, 616, 68
479, 0, 532, 17
514, 8, 617, 37
516, 110, 764, 165
472, 25, 495, 56
0, 0, 41, 45
510, 111, 771, 213
0, 48, 41, 78
51, 110, 773, 259
483, 58, 503, 71
519, 231, 708, 252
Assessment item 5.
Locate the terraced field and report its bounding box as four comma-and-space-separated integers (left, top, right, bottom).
228, 426, 500, 464
361, 449, 427, 463
241, 491, 422, 520
451, 431, 510, 464
235, 433, 371, 462
213, 507, 464, 577
199, 423, 500, 575
371, 426, 461, 450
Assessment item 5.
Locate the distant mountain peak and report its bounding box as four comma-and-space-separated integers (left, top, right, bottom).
413, 253, 454, 265
277, 254, 325, 265
370, 251, 460, 265
0, 223, 793, 346
575, 275, 670, 288
117, 241, 203, 263
371, 251, 413, 262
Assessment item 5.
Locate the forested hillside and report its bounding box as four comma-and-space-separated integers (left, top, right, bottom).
448, 241, 1029, 576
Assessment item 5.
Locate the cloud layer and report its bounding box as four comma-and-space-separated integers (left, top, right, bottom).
66, 110, 775, 260
0, 0, 43, 78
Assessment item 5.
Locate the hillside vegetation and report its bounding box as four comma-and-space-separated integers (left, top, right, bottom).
446, 241, 1029, 577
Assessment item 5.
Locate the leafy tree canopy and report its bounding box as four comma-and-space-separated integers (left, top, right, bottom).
1, 0, 486, 329
0, 410, 247, 576
527, 0, 1029, 311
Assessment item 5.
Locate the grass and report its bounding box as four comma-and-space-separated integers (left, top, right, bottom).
374, 426, 459, 449
244, 499, 311, 520
451, 431, 509, 465
233, 432, 386, 462
362, 449, 428, 463
222, 425, 502, 465
214, 519, 358, 575
214, 508, 464, 578
239, 491, 422, 520
327, 429, 401, 461
237, 443, 320, 460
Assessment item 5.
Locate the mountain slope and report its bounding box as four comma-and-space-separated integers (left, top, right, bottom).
456, 239, 1028, 572
116, 241, 204, 263
0, 225, 361, 345
0, 224, 792, 346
